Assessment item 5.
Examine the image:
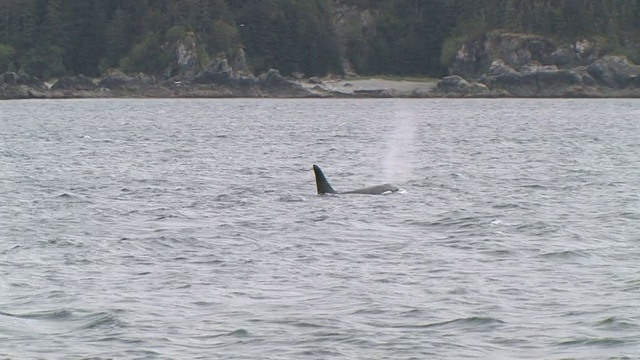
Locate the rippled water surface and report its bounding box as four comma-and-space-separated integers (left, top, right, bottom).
1, 98, 640, 359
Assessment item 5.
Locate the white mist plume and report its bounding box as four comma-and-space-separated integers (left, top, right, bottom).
382, 108, 417, 183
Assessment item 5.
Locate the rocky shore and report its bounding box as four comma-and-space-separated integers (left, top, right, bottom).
0, 69, 439, 100
438, 31, 640, 98
3, 31, 640, 100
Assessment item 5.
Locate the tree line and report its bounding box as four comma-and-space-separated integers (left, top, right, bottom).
1, 0, 639, 80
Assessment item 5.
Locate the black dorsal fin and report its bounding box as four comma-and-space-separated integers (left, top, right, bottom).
313, 165, 337, 194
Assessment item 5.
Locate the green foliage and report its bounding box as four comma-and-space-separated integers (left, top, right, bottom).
61, 1, 106, 77
440, 36, 463, 69
0, 44, 15, 72
440, 16, 488, 68
24, 44, 66, 78
209, 20, 239, 56
238, 0, 342, 76
103, 7, 134, 71
121, 32, 169, 74
1, 0, 640, 79
165, 25, 188, 43
593, 35, 640, 63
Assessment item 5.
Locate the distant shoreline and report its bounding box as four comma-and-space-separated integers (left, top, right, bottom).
3, 76, 640, 100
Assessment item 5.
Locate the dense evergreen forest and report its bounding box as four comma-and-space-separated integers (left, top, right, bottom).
1, 0, 639, 80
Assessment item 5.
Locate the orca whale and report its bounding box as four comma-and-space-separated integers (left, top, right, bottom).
313, 164, 399, 195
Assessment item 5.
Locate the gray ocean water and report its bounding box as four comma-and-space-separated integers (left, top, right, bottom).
1, 98, 639, 359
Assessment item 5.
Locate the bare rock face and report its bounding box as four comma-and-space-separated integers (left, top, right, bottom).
0, 71, 48, 99
587, 55, 640, 88
98, 69, 156, 90
98, 70, 132, 89
256, 69, 312, 97
486, 33, 555, 71
482, 64, 586, 97
488, 59, 516, 77
444, 31, 640, 97
435, 75, 490, 97
450, 31, 556, 79
436, 75, 469, 93
2, 71, 19, 86
232, 48, 250, 75
259, 69, 291, 88
18, 71, 46, 89
166, 33, 200, 79
193, 52, 240, 86
449, 33, 604, 80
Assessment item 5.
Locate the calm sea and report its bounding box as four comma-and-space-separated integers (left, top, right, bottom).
1, 98, 639, 359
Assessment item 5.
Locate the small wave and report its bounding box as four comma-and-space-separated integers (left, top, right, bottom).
278, 194, 307, 202
214, 193, 233, 201
408, 214, 497, 230
77, 311, 125, 330
297, 349, 345, 358
539, 249, 591, 260
515, 221, 560, 235
520, 184, 547, 189
55, 192, 92, 203
420, 316, 505, 329
558, 337, 629, 346
0, 309, 74, 320
227, 328, 249, 337
620, 211, 640, 220
45, 238, 83, 248
0, 147, 27, 158
351, 308, 386, 315
371, 316, 505, 330
479, 249, 515, 257
403, 219, 436, 227
291, 322, 326, 329
0, 244, 22, 254
595, 316, 636, 330
0, 309, 125, 331
309, 330, 347, 338
311, 215, 329, 222
398, 308, 424, 316
492, 203, 524, 209
152, 214, 182, 221
623, 278, 640, 292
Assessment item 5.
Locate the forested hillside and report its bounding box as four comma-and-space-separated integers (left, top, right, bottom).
1, 0, 639, 80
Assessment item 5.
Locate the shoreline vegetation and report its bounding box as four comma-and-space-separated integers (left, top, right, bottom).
3, 1, 640, 100
4, 29, 640, 101
3, 72, 640, 100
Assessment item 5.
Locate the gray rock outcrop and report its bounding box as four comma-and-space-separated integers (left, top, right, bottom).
443, 31, 640, 97
165, 33, 200, 79
435, 75, 490, 97
2, 71, 20, 86
586, 55, 640, 88
192, 52, 260, 89
51, 75, 97, 91
0, 71, 48, 99
232, 48, 250, 75
98, 70, 156, 90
